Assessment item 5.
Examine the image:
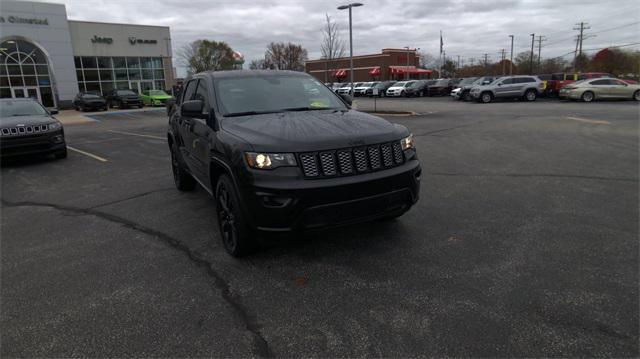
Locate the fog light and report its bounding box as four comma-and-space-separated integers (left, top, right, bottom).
52, 135, 64, 143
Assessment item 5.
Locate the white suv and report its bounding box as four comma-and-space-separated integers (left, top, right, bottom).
386, 81, 415, 97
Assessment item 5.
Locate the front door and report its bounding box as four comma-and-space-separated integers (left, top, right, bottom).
12, 87, 41, 103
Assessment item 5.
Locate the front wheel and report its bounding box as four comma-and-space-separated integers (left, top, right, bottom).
216, 174, 255, 257
581, 91, 595, 102
633, 90, 640, 101
170, 143, 196, 191
480, 92, 493, 103
463, 92, 472, 101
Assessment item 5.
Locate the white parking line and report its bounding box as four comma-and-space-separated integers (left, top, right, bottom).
67, 146, 108, 162
565, 116, 611, 125
107, 130, 165, 140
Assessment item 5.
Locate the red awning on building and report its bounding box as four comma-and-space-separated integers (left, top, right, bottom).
369, 67, 381, 76
389, 66, 432, 75
333, 69, 348, 78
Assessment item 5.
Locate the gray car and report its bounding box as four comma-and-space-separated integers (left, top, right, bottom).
470, 75, 544, 103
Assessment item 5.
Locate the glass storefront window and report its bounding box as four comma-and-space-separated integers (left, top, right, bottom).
74, 57, 82, 68
101, 81, 114, 95
84, 70, 99, 82
24, 76, 37, 86
37, 76, 51, 86
98, 57, 112, 69
99, 70, 113, 81
142, 69, 154, 80
127, 57, 140, 68
40, 86, 54, 107
10, 77, 23, 86
0, 77, 8, 87
114, 69, 128, 80
36, 65, 49, 75
21, 65, 36, 75
140, 57, 153, 68
112, 57, 126, 68
82, 57, 97, 68
7, 65, 21, 75
115, 81, 129, 90
0, 66, 5, 76
76, 70, 84, 82
85, 82, 101, 93
78, 82, 86, 92
154, 70, 165, 79
128, 69, 141, 80
152, 57, 163, 68
155, 80, 165, 90
0, 87, 11, 98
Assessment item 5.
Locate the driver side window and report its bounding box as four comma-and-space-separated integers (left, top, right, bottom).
181, 80, 198, 104
194, 80, 210, 115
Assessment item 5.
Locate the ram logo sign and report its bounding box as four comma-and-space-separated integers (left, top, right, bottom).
128, 37, 158, 45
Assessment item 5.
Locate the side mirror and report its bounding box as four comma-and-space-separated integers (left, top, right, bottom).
339, 94, 352, 106
49, 109, 59, 115
497, 83, 502, 86
181, 99, 206, 119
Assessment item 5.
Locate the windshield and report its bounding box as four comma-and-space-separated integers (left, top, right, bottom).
149, 90, 169, 96
435, 80, 449, 86
82, 94, 102, 99
215, 75, 348, 116
117, 90, 136, 96
459, 78, 477, 85
488, 78, 504, 85
0, 100, 48, 118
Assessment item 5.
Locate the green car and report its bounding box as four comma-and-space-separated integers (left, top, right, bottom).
140, 89, 173, 106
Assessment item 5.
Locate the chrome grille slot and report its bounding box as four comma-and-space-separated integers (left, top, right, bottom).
368, 146, 381, 169
353, 148, 368, 172
392, 141, 403, 163
300, 153, 319, 177
319, 152, 337, 176
337, 150, 353, 174
381, 144, 393, 167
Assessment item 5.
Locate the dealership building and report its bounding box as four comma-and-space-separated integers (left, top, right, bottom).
0, 0, 174, 109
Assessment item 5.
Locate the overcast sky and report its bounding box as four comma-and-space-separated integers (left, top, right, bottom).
43, 0, 640, 76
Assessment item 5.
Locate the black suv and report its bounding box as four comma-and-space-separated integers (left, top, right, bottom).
73, 91, 107, 111
106, 89, 143, 109
168, 70, 421, 256
0, 98, 67, 159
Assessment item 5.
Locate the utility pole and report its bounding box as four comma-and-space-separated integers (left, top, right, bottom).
529, 33, 535, 75
536, 35, 546, 73
469, 57, 475, 67
573, 22, 591, 72
337, 3, 364, 96
482, 53, 489, 74
457, 55, 460, 69
508, 34, 514, 75
500, 49, 506, 75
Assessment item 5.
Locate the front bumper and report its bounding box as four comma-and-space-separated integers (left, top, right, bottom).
237, 160, 421, 232
83, 101, 106, 110
0, 130, 66, 158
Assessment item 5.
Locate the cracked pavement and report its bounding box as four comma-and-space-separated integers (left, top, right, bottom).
1, 98, 638, 357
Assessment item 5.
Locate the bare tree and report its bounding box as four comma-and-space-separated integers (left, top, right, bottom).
320, 14, 345, 82
264, 42, 308, 71
177, 39, 236, 74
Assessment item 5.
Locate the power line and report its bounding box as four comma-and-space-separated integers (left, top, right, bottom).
585, 21, 640, 35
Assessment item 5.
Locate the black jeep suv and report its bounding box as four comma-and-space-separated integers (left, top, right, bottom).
168, 70, 421, 256
106, 89, 143, 109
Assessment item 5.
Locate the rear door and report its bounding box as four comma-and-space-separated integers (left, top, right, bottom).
589, 79, 612, 98
608, 79, 630, 98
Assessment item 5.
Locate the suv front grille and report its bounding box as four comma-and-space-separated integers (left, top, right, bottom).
0, 124, 49, 137
299, 141, 404, 178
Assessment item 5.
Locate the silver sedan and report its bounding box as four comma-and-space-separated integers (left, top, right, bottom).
559, 78, 640, 102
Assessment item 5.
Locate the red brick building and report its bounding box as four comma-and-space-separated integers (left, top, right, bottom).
305, 48, 432, 83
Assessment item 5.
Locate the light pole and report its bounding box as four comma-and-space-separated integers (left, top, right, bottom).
529, 33, 535, 75
508, 35, 514, 75
337, 2, 363, 97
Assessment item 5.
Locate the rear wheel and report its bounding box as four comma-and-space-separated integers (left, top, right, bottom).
170, 143, 196, 191
463, 92, 472, 101
581, 91, 595, 102
216, 174, 255, 257
633, 90, 640, 101
524, 89, 537, 101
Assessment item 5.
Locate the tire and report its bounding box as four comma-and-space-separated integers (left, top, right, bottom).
633, 90, 640, 101
480, 92, 493, 103
54, 147, 67, 159
524, 89, 537, 102
581, 91, 595, 102
402, 90, 407, 97
170, 143, 196, 191
463, 92, 472, 101
380, 92, 385, 98
215, 174, 255, 257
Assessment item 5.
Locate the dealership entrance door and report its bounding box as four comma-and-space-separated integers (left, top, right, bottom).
129, 80, 154, 94
11, 87, 41, 102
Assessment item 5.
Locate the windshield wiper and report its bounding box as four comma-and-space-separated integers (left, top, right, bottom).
224, 110, 281, 117
11, 114, 39, 116
280, 107, 336, 112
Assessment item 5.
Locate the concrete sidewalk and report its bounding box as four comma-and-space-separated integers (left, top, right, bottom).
54, 108, 164, 125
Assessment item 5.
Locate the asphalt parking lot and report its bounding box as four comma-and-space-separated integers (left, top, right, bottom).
2, 97, 638, 357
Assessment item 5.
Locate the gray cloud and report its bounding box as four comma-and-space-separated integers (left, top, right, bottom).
40, 0, 640, 76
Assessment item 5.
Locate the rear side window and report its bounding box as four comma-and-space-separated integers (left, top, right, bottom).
182, 80, 198, 103
590, 79, 609, 85
194, 80, 210, 114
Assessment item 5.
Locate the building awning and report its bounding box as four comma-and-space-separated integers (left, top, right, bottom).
333, 69, 348, 78
389, 66, 432, 75
369, 67, 381, 76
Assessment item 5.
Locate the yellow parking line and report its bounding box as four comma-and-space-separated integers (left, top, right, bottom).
107, 130, 165, 140
67, 146, 108, 162
565, 116, 610, 125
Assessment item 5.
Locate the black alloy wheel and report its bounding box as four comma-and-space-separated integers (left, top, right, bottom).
215, 175, 254, 257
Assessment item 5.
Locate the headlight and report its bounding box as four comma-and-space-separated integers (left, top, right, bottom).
48, 121, 62, 131
400, 134, 414, 151
245, 152, 297, 170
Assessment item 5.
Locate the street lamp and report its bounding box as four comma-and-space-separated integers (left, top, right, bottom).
337, 2, 363, 97
508, 35, 514, 75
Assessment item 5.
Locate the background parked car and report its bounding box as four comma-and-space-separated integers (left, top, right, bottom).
72, 92, 107, 112
559, 78, 640, 102
470, 75, 543, 103
140, 89, 173, 106
354, 82, 378, 97
458, 76, 496, 101
404, 80, 429, 97
425, 79, 453, 96
337, 82, 360, 95
386, 81, 415, 97
106, 89, 143, 109
450, 77, 478, 100
365, 81, 396, 97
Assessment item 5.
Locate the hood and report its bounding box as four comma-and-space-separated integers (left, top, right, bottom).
220, 109, 407, 152
0, 115, 56, 127
388, 86, 405, 90
151, 95, 173, 99
84, 97, 106, 103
